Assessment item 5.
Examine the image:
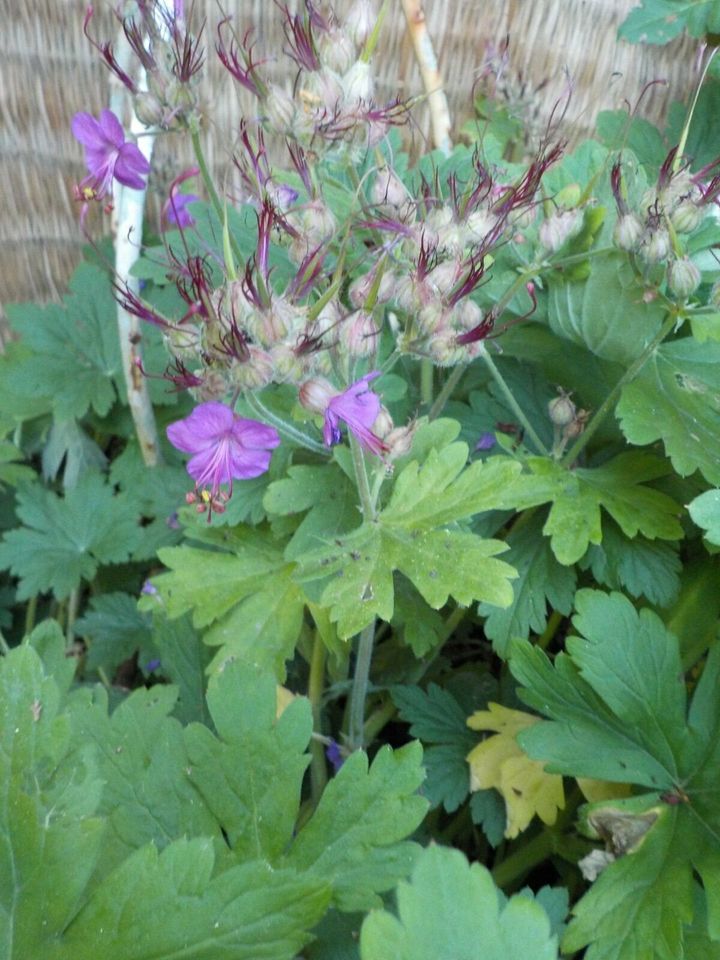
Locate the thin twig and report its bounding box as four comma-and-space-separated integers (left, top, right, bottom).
400, 0, 452, 154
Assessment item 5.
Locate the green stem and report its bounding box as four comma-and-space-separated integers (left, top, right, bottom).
537, 609, 563, 650
675, 47, 718, 171
0, 630, 10, 655
560, 312, 677, 467
420, 359, 434, 407
190, 125, 244, 268
492, 829, 555, 889
348, 621, 377, 751
308, 631, 328, 806
363, 696, 397, 742
481, 350, 549, 455
428, 363, 467, 421
349, 434, 376, 521
24, 596, 37, 636
65, 588, 79, 649
244, 392, 328, 455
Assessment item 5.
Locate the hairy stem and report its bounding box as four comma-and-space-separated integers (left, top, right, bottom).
560, 312, 677, 467
481, 350, 549, 455
244, 392, 328, 455
308, 631, 328, 805
348, 621, 377, 751
428, 363, 467, 421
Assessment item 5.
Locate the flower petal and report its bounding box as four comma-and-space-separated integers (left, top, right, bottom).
167, 402, 235, 454
98, 108, 126, 147
71, 112, 103, 147
114, 143, 151, 189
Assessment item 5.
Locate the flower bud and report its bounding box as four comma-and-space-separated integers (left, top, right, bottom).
372, 406, 394, 438
264, 84, 296, 134
341, 310, 381, 357
667, 257, 701, 298
299, 376, 337, 414
453, 299, 484, 331
370, 165, 411, 212
638, 227, 670, 264
670, 200, 702, 234
539, 210, 583, 252
416, 303, 445, 336
385, 423, 415, 459
270, 343, 304, 383
319, 30, 355, 74
428, 260, 460, 296
564, 409, 589, 439
548, 392, 576, 427
612, 213, 643, 252
346, 0, 375, 48
342, 60, 374, 102
196, 369, 228, 402
465, 208, 497, 244
349, 269, 395, 308
426, 328, 464, 366
230, 346, 274, 390
134, 92, 166, 127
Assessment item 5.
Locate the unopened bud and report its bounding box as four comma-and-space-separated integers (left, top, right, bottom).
230, 346, 274, 390
372, 406, 394, 438
667, 257, 701, 298
319, 30, 355, 74
342, 60, 374, 102
539, 210, 583, 252
670, 200, 702, 234
454, 299, 484, 331
548, 392, 576, 427
346, 0, 375, 47
134, 91, 165, 127
264, 84, 296, 133
612, 213, 643, 252
349, 269, 395, 308
341, 310, 381, 357
465, 208, 497, 243
385, 423, 415, 459
299, 376, 337, 414
638, 227, 670, 264
370, 165, 411, 211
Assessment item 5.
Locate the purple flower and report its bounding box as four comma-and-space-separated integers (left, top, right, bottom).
475, 431, 496, 452
325, 738, 345, 773
141, 580, 158, 596
145, 658, 162, 673
164, 191, 200, 228
323, 371, 387, 457
167, 402, 281, 514
72, 109, 150, 200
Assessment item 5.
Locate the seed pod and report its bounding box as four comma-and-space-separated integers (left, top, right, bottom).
638, 227, 670, 265
548, 392, 576, 427
612, 213, 644, 252
669, 200, 702, 234
299, 377, 337, 414
539, 209, 583, 252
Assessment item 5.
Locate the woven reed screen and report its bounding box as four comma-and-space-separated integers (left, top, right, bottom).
0, 0, 695, 317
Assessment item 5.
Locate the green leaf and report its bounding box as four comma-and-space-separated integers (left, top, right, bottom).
264, 463, 359, 559
581, 520, 681, 607
56, 841, 330, 960
4, 262, 122, 419
359, 844, 560, 960
297, 446, 519, 638
617, 337, 720, 485
184, 663, 312, 862
618, 0, 693, 44
74, 591, 154, 673
0, 633, 105, 958
479, 510, 577, 656
688, 489, 720, 544
0, 440, 34, 488
151, 613, 212, 724
392, 684, 477, 812
0, 472, 142, 599
286, 742, 427, 911
595, 111, 668, 171
498, 454, 683, 565
510, 590, 720, 959
41, 419, 107, 489
152, 528, 305, 678
548, 255, 664, 363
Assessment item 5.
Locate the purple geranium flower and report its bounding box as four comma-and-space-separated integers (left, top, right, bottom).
71, 109, 150, 200
164, 191, 200, 228
323, 371, 387, 457
167, 402, 280, 516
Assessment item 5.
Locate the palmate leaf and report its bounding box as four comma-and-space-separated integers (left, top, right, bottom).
688, 489, 720, 544
617, 337, 720, 486
619, 0, 720, 44
296, 443, 520, 639
0, 472, 142, 599
510, 590, 720, 960
4, 262, 123, 420
150, 527, 305, 678
2, 627, 427, 957
360, 845, 560, 960
549, 255, 665, 364
497, 453, 683, 565
479, 510, 577, 657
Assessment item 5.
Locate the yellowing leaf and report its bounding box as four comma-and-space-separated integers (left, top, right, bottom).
466, 703, 564, 838
276, 685, 298, 718
576, 778, 632, 804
